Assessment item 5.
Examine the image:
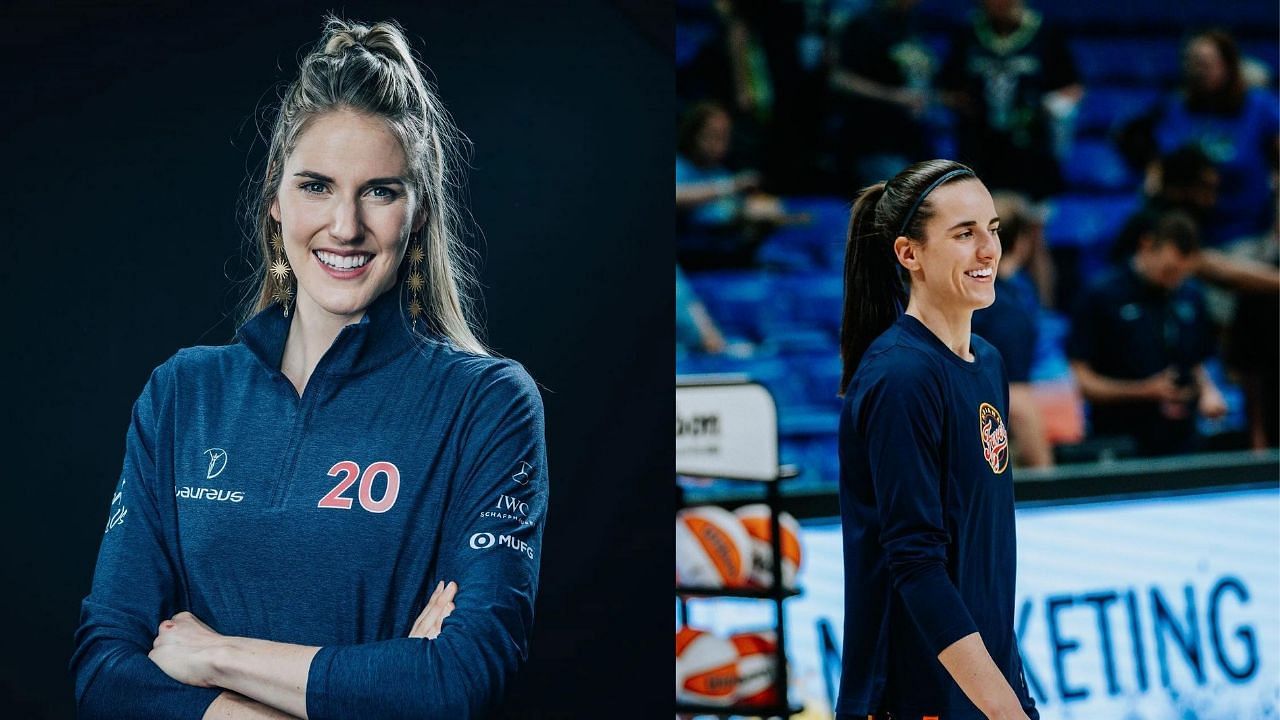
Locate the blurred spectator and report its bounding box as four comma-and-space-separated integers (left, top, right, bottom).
1111, 145, 1219, 262
1145, 30, 1280, 247
972, 192, 1053, 467
1113, 145, 1280, 326
1068, 210, 1227, 457
997, 189, 1056, 309
1224, 214, 1280, 449
676, 102, 809, 269
828, 0, 935, 187
938, 0, 1082, 200
679, 0, 777, 170
676, 102, 762, 268
676, 265, 728, 355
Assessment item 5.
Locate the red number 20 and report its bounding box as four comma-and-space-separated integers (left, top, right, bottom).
318, 460, 400, 513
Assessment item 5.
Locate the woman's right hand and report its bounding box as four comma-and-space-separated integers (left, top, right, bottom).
409, 581, 457, 639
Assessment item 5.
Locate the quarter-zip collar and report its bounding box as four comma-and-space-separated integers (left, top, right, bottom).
236, 285, 414, 379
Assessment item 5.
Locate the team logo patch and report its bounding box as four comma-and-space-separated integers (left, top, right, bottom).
978, 403, 1009, 474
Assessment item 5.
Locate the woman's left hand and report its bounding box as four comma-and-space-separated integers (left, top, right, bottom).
149, 611, 227, 687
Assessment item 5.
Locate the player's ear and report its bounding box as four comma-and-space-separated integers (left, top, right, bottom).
893, 235, 921, 272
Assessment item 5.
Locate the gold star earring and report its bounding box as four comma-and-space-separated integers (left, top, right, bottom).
406, 235, 426, 329
268, 223, 293, 317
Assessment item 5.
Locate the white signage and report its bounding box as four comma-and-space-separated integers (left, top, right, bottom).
676, 379, 779, 481
683, 487, 1280, 719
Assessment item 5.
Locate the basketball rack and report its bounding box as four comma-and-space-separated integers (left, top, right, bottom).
675, 377, 804, 719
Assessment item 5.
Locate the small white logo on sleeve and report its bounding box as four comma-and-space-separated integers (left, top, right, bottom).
204, 448, 228, 479
469, 530, 535, 559
512, 461, 533, 485
104, 506, 127, 534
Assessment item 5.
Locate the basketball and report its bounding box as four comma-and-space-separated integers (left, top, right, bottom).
729, 630, 780, 706
734, 504, 802, 588
675, 626, 740, 705
676, 505, 753, 587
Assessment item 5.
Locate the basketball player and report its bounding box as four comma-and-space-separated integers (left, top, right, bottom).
835, 160, 1037, 719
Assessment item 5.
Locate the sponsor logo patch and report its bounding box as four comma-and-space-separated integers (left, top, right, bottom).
177, 486, 245, 503
204, 448, 228, 479
511, 461, 533, 486
469, 530, 535, 559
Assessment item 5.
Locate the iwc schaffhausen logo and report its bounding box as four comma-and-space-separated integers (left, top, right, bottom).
978, 403, 1009, 474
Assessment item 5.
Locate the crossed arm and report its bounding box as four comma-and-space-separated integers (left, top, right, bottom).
146, 583, 457, 719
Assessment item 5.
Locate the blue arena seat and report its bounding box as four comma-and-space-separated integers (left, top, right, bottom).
774, 351, 844, 438
795, 352, 844, 410
1062, 138, 1140, 193
757, 239, 822, 272
1075, 86, 1162, 136
677, 352, 810, 412
1044, 194, 1141, 249
765, 327, 836, 355
756, 198, 849, 271
771, 272, 844, 335
688, 270, 774, 341
1030, 311, 1073, 383
780, 435, 841, 487
779, 406, 841, 438
1071, 37, 1182, 85
919, 0, 1277, 32
676, 22, 717, 68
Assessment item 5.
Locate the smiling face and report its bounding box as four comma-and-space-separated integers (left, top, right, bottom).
270, 108, 422, 323
895, 179, 1001, 312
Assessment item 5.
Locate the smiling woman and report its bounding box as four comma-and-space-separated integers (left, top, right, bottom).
69, 15, 546, 720
834, 160, 1039, 719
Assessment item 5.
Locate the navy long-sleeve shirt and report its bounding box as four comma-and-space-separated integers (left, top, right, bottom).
837, 314, 1036, 719
70, 287, 547, 719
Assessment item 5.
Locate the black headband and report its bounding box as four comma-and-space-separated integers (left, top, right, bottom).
897, 168, 975, 237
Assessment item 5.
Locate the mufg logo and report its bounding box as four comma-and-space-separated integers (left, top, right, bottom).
469, 531, 535, 559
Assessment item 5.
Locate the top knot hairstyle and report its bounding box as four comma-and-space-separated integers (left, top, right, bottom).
241, 15, 487, 355
838, 159, 977, 394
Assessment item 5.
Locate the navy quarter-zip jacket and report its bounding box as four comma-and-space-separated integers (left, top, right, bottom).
70, 287, 547, 719
837, 314, 1036, 719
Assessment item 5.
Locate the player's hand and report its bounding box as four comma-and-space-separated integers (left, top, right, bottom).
409, 581, 457, 639
149, 611, 226, 687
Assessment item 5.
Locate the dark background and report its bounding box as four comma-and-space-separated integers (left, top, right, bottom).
2, 1, 672, 717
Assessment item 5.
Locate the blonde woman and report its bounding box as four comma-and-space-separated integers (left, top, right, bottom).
70, 17, 546, 719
